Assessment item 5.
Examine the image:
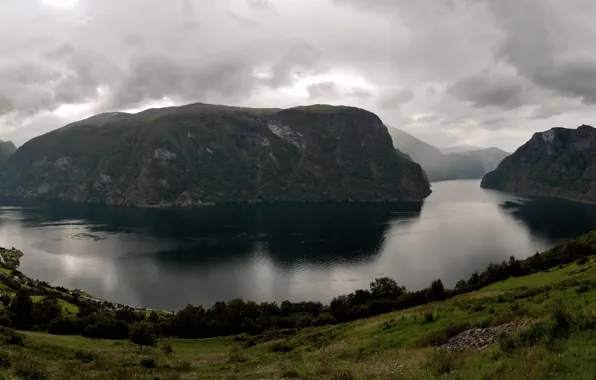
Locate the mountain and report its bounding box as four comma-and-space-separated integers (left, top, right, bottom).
0, 140, 16, 166
460, 147, 511, 172
387, 127, 506, 182
0, 103, 431, 206
481, 125, 596, 203
441, 145, 482, 154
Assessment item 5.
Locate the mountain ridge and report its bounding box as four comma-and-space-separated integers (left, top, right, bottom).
387, 127, 509, 182
1, 102, 432, 206
481, 125, 596, 203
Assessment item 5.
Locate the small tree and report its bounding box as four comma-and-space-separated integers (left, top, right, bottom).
162, 343, 173, 357
426, 279, 446, 302
129, 323, 155, 352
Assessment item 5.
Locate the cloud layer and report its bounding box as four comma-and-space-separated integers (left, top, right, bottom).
1, 0, 595, 150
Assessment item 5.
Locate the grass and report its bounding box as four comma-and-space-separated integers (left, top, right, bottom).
0, 258, 596, 378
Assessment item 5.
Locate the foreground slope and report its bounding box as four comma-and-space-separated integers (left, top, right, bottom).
2, 231, 596, 379
387, 127, 508, 182
482, 125, 596, 203
1, 103, 431, 206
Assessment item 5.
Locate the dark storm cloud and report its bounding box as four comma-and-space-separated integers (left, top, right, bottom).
448, 71, 528, 110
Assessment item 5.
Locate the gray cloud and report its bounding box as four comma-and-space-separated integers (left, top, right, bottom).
448, 70, 529, 110
1, 0, 596, 151
377, 89, 415, 110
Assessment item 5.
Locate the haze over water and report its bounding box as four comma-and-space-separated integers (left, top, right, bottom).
0, 180, 595, 311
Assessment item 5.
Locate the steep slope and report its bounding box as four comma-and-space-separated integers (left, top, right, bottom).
0, 139, 16, 166
387, 127, 488, 182
2, 103, 431, 206
481, 125, 596, 202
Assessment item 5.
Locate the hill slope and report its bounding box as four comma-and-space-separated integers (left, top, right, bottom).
387, 127, 508, 182
1, 103, 431, 206
481, 125, 596, 203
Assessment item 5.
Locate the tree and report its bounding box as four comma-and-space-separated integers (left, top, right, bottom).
129, 323, 155, 352
369, 277, 406, 300
9, 288, 34, 329
426, 279, 446, 302
162, 343, 173, 357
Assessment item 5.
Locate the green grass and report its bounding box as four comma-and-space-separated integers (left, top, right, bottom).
1, 258, 596, 379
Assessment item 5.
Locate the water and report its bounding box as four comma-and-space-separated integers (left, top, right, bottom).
0, 180, 595, 311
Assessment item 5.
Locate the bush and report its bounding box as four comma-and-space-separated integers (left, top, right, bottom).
228, 347, 246, 363
331, 371, 355, 380
74, 349, 95, 363
577, 256, 589, 265
425, 348, 460, 375
14, 353, 48, 380
140, 358, 157, 368
281, 369, 301, 378
416, 323, 470, 347
0, 350, 11, 368
270, 340, 294, 353
162, 343, 173, 357
422, 311, 435, 324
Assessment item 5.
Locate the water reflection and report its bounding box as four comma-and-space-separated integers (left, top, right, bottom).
0, 180, 595, 310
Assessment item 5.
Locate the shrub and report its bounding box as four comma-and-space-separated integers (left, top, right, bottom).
270, 340, 294, 353
425, 348, 460, 375
422, 311, 435, 324
13, 353, 48, 380
228, 347, 246, 363
281, 369, 301, 378
0, 350, 11, 368
162, 343, 173, 357
331, 371, 355, 380
577, 256, 589, 265
140, 358, 157, 368
74, 349, 95, 363
416, 323, 470, 347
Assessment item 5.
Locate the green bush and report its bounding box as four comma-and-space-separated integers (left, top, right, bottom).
425, 348, 460, 375
74, 349, 95, 363
140, 358, 156, 368
422, 311, 435, 324
0, 350, 11, 369
281, 369, 301, 379
270, 340, 294, 353
13, 353, 48, 380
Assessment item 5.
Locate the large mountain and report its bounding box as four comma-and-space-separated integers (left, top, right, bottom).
0, 140, 16, 166
387, 127, 509, 182
481, 125, 596, 203
0, 103, 431, 206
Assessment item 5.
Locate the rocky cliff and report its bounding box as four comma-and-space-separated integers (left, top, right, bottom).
481, 125, 596, 203
1, 103, 431, 206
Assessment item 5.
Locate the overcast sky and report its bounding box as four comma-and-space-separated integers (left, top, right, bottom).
1, 0, 595, 151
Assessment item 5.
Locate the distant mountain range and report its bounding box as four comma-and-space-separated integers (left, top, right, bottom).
481, 125, 596, 203
387, 127, 510, 182
0, 103, 432, 206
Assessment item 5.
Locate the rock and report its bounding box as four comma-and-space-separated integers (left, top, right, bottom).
444, 319, 532, 351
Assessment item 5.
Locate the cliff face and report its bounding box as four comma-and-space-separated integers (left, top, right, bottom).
1, 103, 431, 206
481, 125, 596, 203
0, 140, 16, 166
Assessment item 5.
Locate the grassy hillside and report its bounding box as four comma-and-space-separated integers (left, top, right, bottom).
1, 254, 596, 379
1, 232, 596, 378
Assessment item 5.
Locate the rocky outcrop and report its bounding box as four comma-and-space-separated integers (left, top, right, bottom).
481, 125, 596, 203
445, 319, 533, 351
1, 103, 431, 206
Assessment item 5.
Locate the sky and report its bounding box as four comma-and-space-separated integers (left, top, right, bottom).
1, 0, 596, 151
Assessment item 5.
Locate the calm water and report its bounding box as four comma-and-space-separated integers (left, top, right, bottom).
1, 180, 596, 311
